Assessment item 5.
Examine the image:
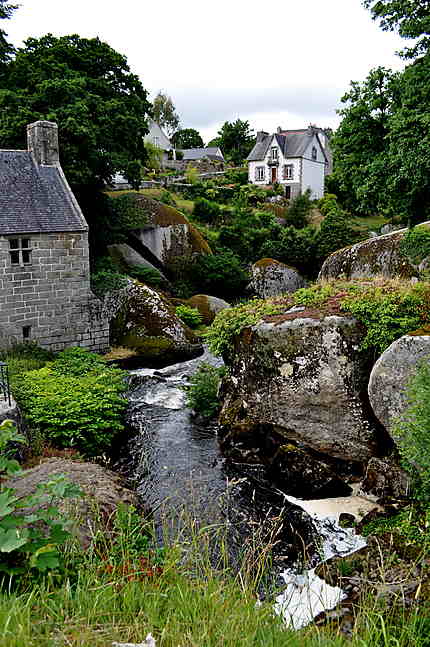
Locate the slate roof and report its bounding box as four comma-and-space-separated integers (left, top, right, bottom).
0, 151, 87, 235
247, 130, 328, 162
181, 147, 224, 161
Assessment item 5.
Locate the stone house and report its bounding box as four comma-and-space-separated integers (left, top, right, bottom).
247, 126, 330, 199
0, 121, 109, 351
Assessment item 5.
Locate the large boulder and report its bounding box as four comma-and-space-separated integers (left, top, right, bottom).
319, 229, 414, 280
219, 309, 380, 467
247, 258, 306, 298
110, 280, 202, 363
368, 332, 430, 438
130, 195, 211, 267
5, 458, 140, 548
187, 294, 231, 324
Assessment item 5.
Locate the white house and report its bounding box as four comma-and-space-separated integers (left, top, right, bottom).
247, 126, 330, 199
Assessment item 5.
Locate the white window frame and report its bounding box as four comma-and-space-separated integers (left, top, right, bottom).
271, 147, 278, 160
283, 164, 294, 180
255, 166, 265, 181
312, 146, 317, 161
9, 238, 32, 266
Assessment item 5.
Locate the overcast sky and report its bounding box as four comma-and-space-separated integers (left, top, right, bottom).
6, 0, 406, 143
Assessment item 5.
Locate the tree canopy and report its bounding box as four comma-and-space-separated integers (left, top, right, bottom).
152, 92, 180, 136
0, 33, 151, 189
0, 0, 17, 65
363, 0, 430, 57
171, 128, 203, 149
209, 119, 255, 166
331, 56, 430, 223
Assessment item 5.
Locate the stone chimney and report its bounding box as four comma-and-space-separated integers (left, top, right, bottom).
27, 121, 59, 166
277, 126, 283, 134
256, 131, 269, 143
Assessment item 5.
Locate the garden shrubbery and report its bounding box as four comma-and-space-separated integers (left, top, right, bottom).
13, 348, 128, 457
175, 305, 203, 329
184, 363, 226, 419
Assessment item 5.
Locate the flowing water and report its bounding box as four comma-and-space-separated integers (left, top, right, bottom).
122, 348, 369, 628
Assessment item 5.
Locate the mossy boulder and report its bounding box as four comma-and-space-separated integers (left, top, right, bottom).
319, 229, 414, 280
110, 280, 202, 363
247, 258, 306, 298
186, 294, 231, 324
219, 311, 380, 466
129, 195, 211, 267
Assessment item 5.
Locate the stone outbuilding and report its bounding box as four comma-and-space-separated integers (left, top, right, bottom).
0, 121, 109, 351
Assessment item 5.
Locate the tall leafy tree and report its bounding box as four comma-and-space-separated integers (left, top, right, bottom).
0, 0, 17, 65
171, 127, 203, 149
209, 119, 255, 166
152, 92, 180, 136
0, 34, 151, 189
363, 0, 430, 58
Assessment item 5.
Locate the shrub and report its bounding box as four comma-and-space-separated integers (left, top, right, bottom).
156, 190, 176, 207
91, 269, 127, 297
175, 305, 203, 329
284, 189, 312, 229
128, 265, 165, 287
394, 360, 430, 499
318, 193, 340, 217
0, 419, 81, 579
13, 349, 128, 457
260, 226, 317, 276
399, 226, 430, 267
193, 197, 221, 223
191, 251, 249, 299
185, 166, 199, 184
314, 204, 356, 262
184, 363, 226, 419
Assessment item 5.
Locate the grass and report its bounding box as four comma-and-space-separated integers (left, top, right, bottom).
350, 214, 389, 233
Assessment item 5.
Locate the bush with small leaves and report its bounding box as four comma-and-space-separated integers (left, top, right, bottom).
184, 363, 226, 419
175, 305, 203, 329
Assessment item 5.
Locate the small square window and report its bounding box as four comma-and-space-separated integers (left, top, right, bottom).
22, 325, 31, 340
9, 238, 32, 266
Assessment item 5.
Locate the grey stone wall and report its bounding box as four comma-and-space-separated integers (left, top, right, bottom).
0, 231, 109, 352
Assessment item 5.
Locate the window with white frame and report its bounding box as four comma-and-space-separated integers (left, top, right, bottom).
9, 238, 32, 266
283, 164, 294, 180
271, 147, 278, 160
255, 166, 265, 181
312, 146, 317, 161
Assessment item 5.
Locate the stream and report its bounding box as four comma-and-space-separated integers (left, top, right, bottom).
122, 348, 368, 629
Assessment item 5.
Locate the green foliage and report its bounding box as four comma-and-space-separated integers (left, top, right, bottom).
175, 305, 203, 329
341, 282, 430, 353
0, 419, 81, 579
394, 360, 430, 498
363, 503, 430, 545
185, 166, 199, 184
152, 92, 180, 136
363, 0, 430, 58
184, 363, 226, 419
172, 128, 203, 149
128, 265, 165, 288
156, 189, 176, 206
0, 0, 16, 65
209, 119, 255, 166
400, 226, 430, 266
318, 193, 340, 217
0, 34, 151, 189
193, 197, 221, 223
314, 203, 357, 262
285, 188, 313, 229
260, 226, 317, 276
190, 251, 249, 300
13, 348, 127, 457
91, 256, 127, 297
144, 141, 163, 171
204, 298, 284, 357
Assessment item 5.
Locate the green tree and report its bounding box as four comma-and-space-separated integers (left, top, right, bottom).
0, 34, 151, 190
152, 91, 180, 136
363, 0, 430, 58
172, 128, 203, 149
210, 119, 255, 166
314, 204, 356, 263
0, 0, 16, 66
144, 140, 164, 171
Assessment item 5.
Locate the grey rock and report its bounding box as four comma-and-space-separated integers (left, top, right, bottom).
380, 223, 403, 236
107, 243, 167, 280
368, 333, 430, 438
219, 313, 378, 464
247, 258, 306, 298
187, 294, 231, 324
362, 457, 411, 500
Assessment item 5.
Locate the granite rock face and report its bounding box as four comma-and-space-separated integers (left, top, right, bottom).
368, 333, 430, 438
107, 243, 168, 281
247, 258, 306, 298
110, 280, 202, 363
219, 312, 379, 465
319, 230, 413, 280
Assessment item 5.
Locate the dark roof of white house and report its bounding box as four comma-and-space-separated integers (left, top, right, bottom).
181, 147, 224, 161
0, 150, 87, 235
247, 130, 327, 162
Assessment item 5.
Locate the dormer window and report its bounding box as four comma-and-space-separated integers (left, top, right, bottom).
312, 146, 317, 161
9, 238, 32, 266
271, 147, 278, 160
